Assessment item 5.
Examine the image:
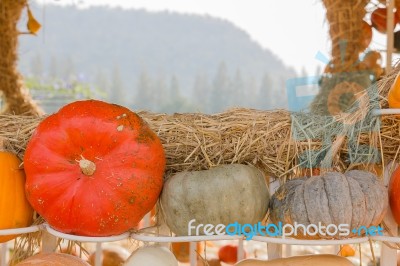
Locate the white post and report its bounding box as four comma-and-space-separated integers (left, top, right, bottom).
238, 239, 245, 261
380, 161, 398, 266
267, 177, 282, 259
333, 245, 340, 256
284, 244, 292, 257
189, 242, 197, 266
267, 243, 282, 260
143, 212, 151, 228
380, 209, 398, 266
0, 242, 7, 266
41, 231, 58, 252
95, 242, 102, 266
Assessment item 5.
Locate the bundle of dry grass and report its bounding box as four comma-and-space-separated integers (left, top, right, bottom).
0, 64, 398, 181
0, 0, 42, 115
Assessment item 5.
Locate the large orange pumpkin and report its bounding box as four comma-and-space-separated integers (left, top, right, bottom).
0, 151, 33, 243
24, 100, 166, 236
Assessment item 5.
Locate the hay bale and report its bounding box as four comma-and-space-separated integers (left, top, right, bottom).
0, 64, 398, 180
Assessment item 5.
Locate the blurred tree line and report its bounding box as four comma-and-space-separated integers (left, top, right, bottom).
20, 4, 296, 114
27, 55, 289, 114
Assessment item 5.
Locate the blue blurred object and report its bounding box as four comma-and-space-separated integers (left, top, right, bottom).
286, 76, 321, 112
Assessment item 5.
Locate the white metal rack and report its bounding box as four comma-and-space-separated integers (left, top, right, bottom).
0, 223, 400, 266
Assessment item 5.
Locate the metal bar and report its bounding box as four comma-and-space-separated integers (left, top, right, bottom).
238, 238, 245, 261
189, 242, 196, 266
0, 243, 7, 266
41, 231, 58, 253
95, 242, 102, 266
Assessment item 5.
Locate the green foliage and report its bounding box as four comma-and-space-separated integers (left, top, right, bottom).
25, 76, 106, 113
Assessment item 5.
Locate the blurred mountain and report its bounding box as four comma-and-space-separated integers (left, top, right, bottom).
18, 3, 296, 113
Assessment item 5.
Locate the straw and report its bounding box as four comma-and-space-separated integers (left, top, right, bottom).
0, 64, 399, 180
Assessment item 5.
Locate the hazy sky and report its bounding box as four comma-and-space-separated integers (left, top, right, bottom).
40, 0, 391, 75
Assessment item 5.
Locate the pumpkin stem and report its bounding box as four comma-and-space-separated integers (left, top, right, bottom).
79, 158, 96, 176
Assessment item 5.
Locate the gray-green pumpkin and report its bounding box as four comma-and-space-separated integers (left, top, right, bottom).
269, 170, 388, 239
161, 164, 270, 236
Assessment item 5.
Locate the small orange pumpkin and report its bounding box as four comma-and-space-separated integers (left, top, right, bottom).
218, 244, 245, 265
0, 151, 33, 243
371, 8, 398, 33
388, 72, 400, 108
339, 244, 356, 257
